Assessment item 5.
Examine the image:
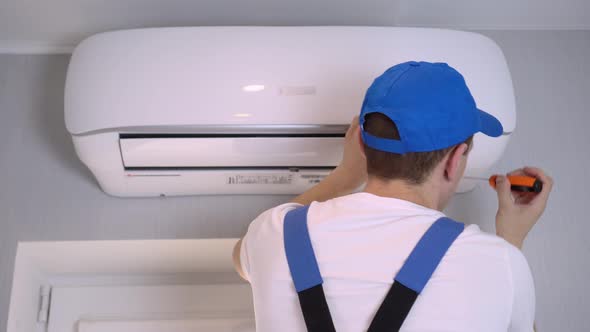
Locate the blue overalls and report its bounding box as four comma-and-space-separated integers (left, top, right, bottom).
283, 205, 464, 332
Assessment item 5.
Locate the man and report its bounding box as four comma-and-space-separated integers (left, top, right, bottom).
233, 61, 552, 331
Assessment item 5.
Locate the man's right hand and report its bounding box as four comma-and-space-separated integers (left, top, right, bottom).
494, 167, 553, 249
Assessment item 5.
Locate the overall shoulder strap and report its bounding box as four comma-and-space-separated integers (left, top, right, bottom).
284, 205, 336, 332
368, 217, 464, 332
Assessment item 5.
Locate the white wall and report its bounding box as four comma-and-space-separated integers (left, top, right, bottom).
1, 0, 589, 53
0, 0, 399, 53
0, 30, 589, 331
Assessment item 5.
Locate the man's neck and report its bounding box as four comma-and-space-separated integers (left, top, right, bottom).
363, 177, 441, 211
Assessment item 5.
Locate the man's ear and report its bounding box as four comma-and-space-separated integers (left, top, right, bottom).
444, 143, 468, 181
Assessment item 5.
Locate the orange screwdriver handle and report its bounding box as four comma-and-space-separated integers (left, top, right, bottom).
488, 175, 543, 193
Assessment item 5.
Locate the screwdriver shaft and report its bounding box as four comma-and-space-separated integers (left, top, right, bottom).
464, 176, 488, 181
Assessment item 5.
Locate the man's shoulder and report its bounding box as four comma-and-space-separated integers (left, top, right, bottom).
452, 224, 519, 257
457, 225, 536, 329
246, 202, 304, 236
457, 223, 516, 250
450, 223, 531, 280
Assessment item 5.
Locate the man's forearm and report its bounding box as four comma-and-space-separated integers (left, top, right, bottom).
291, 167, 361, 205
496, 230, 524, 249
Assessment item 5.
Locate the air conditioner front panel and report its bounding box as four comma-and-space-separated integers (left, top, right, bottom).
65, 27, 515, 135
119, 136, 343, 169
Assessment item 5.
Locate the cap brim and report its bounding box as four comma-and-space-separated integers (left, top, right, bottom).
477, 109, 504, 137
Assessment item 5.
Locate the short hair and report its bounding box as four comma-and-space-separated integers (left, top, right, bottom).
362, 113, 473, 184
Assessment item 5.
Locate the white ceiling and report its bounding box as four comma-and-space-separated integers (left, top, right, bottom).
1, 0, 589, 54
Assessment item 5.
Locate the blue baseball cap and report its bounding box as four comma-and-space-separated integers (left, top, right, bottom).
360, 61, 503, 154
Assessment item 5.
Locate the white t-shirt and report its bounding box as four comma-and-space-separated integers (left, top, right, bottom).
240, 192, 535, 332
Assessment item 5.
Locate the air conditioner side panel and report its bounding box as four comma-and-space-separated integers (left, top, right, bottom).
457, 133, 511, 193
72, 133, 127, 196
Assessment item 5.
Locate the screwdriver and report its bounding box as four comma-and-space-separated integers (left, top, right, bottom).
464, 175, 543, 193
